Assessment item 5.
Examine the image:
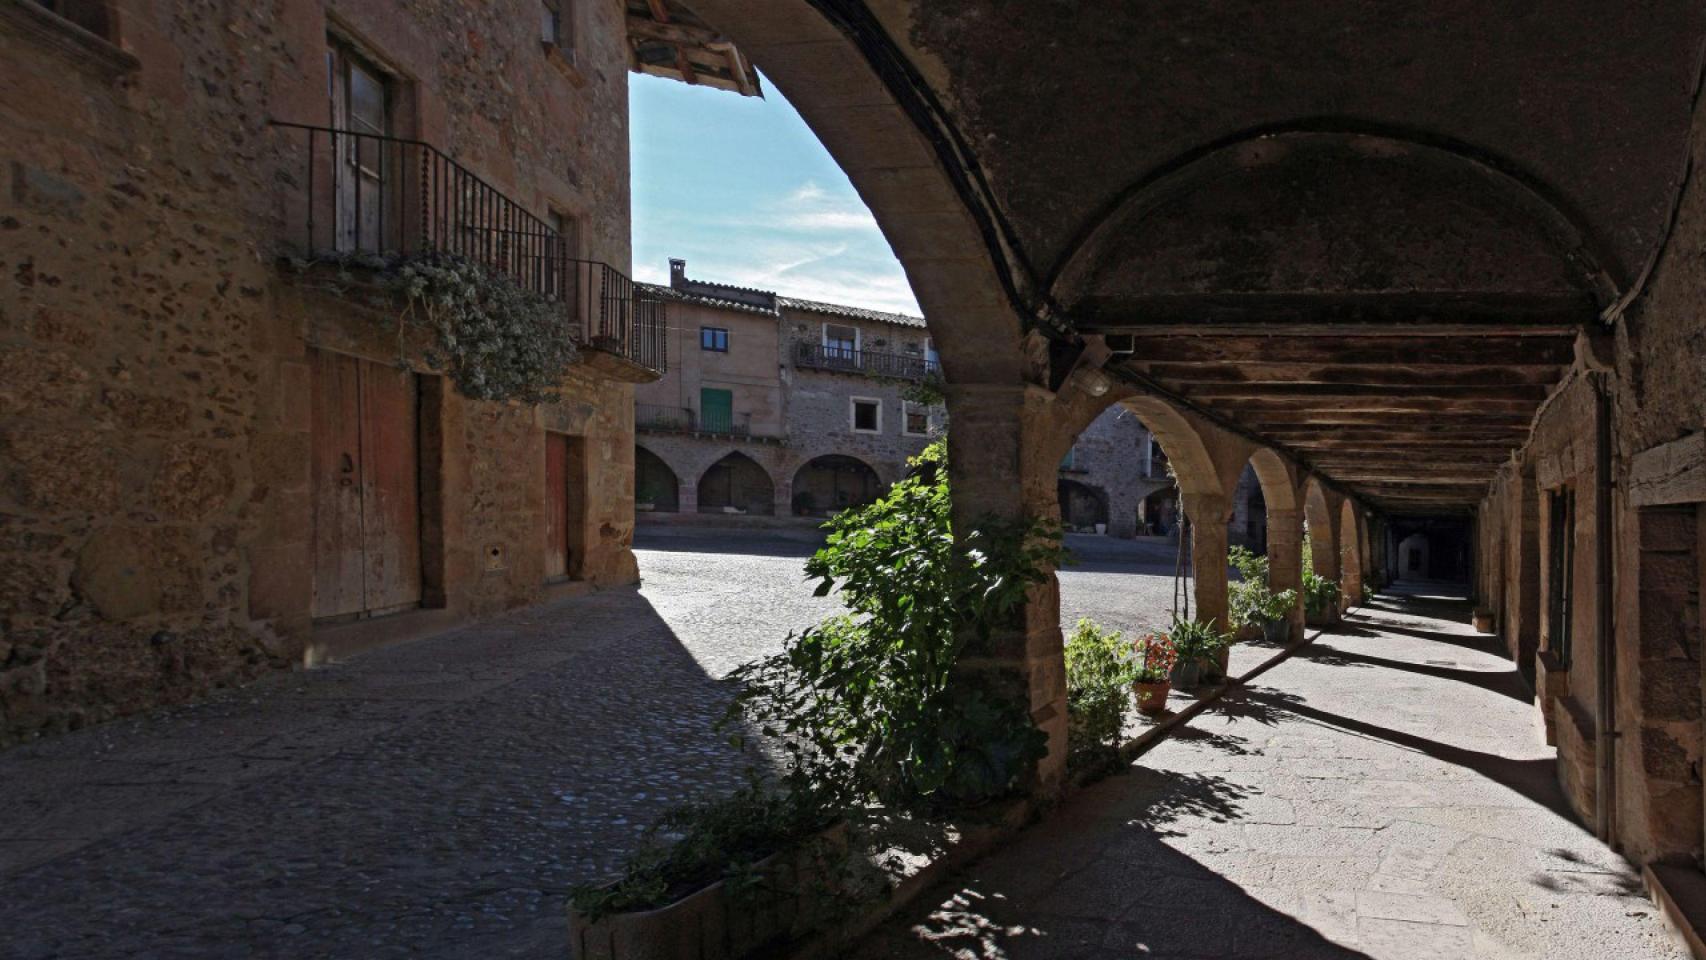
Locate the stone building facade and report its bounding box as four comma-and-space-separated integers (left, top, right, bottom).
633, 260, 940, 521
0, 0, 685, 742
632, 260, 1234, 535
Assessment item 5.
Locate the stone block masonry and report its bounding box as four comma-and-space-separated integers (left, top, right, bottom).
0, 0, 648, 744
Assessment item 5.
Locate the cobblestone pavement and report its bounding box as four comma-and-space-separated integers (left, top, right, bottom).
854, 584, 1687, 960
0, 530, 1187, 959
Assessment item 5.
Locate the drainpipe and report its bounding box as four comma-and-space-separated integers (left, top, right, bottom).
1593, 372, 1617, 843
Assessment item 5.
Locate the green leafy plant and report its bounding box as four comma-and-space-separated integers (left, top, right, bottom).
1168, 617, 1232, 664
1132, 631, 1176, 683
723, 440, 1061, 812
295, 250, 578, 403
1227, 547, 1298, 627
567, 775, 836, 922
1064, 618, 1137, 769
1300, 534, 1343, 618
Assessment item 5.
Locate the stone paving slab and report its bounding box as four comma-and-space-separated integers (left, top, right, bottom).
851, 586, 1689, 960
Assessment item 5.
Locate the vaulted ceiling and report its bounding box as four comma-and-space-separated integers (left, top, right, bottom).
690, 1, 1706, 513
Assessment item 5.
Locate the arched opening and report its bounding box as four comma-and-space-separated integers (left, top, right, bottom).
1238, 465, 1267, 552
634, 445, 680, 513
1399, 533, 1431, 580
1303, 477, 1339, 581
791, 455, 882, 517
1140, 486, 1180, 537
697, 452, 775, 516
1056, 478, 1110, 532
1341, 499, 1365, 603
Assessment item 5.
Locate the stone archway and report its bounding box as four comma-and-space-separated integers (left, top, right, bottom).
1341, 498, 1365, 607
697, 452, 775, 516
634, 445, 679, 513
791, 454, 883, 517
1247, 448, 1305, 637
1056, 477, 1109, 531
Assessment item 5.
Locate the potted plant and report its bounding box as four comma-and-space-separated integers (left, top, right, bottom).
1169, 617, 1232, 687
1303, 572, 1341, 623
1132, 631, 1176, 716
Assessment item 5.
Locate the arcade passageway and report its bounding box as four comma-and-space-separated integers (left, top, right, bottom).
858, 587, 1685, 960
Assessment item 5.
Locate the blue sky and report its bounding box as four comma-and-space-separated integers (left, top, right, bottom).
629, 73, 921, 316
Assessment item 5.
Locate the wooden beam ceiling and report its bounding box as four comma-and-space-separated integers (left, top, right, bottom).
1097, 306, 1586, 512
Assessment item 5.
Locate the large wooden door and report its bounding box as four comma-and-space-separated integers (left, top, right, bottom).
311, 351, 368, 618
311, 350, 422, 619
544, 432, 569, 581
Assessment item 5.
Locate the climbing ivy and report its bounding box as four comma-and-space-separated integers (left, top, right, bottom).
294, 251, 578, 404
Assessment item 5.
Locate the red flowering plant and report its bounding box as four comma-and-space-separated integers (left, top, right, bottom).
1133, 631, 1177, 683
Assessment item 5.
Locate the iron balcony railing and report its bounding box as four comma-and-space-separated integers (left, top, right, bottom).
272, 122, 666, 373
636, 404, 752, 437
793, 341, 939, 380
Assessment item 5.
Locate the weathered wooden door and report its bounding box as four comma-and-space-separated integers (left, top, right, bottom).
544, 432, 569, 581
311, 350, 422, 619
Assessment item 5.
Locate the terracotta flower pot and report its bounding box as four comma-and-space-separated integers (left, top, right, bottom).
1134, 679, 1172, 717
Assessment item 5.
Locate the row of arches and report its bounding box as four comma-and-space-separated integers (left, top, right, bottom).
635, 446, 887, 518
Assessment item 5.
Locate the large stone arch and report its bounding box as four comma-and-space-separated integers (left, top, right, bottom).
1247, 448, 1306, 637
697, 451, 777, 516
1304, 475, 1343, 623
682, 0, 1036, 387
633, 444, 680, 513
789, 454, 884, 518
1049, 128, 1619, 310
1056, 477, 1109, 530
1340, 498, 1365, 608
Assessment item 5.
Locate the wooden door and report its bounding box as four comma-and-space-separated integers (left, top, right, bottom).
311, 350, 422, 619
544, 432, 569, 580
359, 364, 422, 613
311, 351, 368, 618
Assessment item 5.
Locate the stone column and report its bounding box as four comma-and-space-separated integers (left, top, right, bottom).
1184, 492, 1232, 681
1340, 515, 1364, 614
944, 383, 1068, 797
678, 479, 698, 514
1309, 512, 1341, 625
1267, 507, 1305, 641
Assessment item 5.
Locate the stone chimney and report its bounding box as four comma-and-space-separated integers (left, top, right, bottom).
669, 258, 687, 290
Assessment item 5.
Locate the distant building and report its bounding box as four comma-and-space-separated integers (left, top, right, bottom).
632, 260, 1258, 540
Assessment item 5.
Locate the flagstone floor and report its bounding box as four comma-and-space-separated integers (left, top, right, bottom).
852, 584, 1686, 960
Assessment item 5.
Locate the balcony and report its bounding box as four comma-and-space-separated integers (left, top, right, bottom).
637, 404, 755, 438
272, 122, 666, 374
793, 341, 939, 380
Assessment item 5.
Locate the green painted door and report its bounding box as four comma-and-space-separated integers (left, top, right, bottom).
700, 388, 733, 434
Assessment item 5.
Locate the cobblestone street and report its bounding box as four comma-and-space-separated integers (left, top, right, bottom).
0, 530, 1183, 959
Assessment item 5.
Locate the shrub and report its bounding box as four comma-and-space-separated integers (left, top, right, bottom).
1064, 618, 1137, 769
1169, 617, 1233, 664
723, 440, 1062, 812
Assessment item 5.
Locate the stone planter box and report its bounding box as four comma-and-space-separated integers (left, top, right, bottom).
568, 821, 849, 960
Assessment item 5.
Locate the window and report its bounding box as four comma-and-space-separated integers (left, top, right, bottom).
328, 39, 393, 253
543, 210, 578, 297
700, 327, 729, 353
823, 324, 859, 363
850, 397, 881, 434
541, 0, 573, 48
924, 337, 941, 372
903, 401, 932, 437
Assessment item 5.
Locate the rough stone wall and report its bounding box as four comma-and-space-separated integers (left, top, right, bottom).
0, 0, 640, 743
